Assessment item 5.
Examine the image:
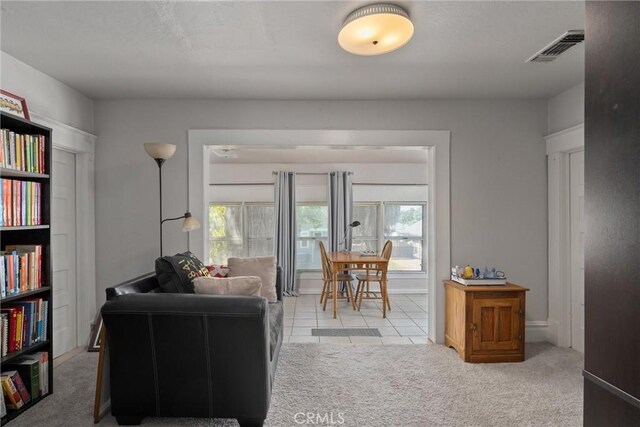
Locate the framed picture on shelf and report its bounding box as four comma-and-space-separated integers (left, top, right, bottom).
88, 311, 103, 352
0, 89, 30, 120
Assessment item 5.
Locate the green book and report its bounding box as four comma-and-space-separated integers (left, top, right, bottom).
4, 357, 40, 400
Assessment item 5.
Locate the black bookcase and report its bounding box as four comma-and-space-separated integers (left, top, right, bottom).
0, 111, 53, 423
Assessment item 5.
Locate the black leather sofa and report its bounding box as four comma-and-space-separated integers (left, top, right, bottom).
101, 268, 284, 427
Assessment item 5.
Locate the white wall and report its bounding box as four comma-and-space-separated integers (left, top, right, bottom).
1, 52, 94, 133
94, 99, 548, 324
547, 82, 584, 134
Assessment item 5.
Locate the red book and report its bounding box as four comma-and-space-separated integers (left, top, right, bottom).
0, 308, 17, 352
9, 371, 30, 404
7, 253, 15, 294
4, 179, 12, 226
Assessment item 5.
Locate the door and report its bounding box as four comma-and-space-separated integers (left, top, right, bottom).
471, 297, 521, 351
52, 149, 77, 358
570, 150, 585, 353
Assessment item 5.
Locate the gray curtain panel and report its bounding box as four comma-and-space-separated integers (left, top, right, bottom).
328, 171, 354, 252
274, 171, 298, 296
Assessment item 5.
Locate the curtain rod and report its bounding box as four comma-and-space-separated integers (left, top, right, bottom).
209, 183, 427, 186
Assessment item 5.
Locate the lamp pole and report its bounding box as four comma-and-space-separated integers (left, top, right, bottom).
155, 158, 165, 257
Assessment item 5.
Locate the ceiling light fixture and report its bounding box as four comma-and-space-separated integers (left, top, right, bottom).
338, 3, 414, 56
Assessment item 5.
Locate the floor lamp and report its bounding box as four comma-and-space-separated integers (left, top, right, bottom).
144, 143, 201, 257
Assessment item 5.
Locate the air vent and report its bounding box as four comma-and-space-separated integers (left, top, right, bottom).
211, 149, 237, 159
527, 30, 584, 63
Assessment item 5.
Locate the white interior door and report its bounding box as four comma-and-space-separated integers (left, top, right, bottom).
569, 150, 585, 353
52, 149, 77, 358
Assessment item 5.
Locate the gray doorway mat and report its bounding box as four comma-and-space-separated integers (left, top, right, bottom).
312, 328, 382, 337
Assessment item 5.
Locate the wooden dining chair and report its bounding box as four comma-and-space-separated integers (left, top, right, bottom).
318, 241, 356, 311
354, 240, 393, 313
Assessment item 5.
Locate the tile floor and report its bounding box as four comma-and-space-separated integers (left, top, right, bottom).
283, 293, 429, 344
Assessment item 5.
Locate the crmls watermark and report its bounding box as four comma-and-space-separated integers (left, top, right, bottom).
293, 412, 346, 425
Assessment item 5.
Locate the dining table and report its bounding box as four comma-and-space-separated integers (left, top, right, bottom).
325, 251, 390, 319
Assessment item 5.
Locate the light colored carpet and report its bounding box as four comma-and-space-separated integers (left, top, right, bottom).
8, 343, 583, 427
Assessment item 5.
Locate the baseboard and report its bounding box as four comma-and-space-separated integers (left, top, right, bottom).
297, 288, 428, 295
525, 321, 549, 342
546, 319, 560, 346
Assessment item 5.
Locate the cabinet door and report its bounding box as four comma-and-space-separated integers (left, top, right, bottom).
471, 297, 521, 351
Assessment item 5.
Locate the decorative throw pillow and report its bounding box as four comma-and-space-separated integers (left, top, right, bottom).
155, 251, 211, 293
193, 276, 262, 297
207, 264, 230, 278
228, 256, 277, 303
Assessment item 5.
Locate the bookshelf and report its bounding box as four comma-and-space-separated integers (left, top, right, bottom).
1, 111, 53, 423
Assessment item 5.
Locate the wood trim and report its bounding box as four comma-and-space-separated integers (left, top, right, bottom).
30, 113, 97, 349
546, 124, 584, 348
544, 123, 584, 155
189, 129, 451, 343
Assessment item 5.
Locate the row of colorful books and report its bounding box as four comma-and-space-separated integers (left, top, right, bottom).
0, 245, 43, 297
0, 298, 48, 354
1, 352, 49, 413
0, 179, 42, 226
0, 129, 46, 174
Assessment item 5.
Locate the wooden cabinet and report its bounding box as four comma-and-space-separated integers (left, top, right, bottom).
444, 280, 528, 363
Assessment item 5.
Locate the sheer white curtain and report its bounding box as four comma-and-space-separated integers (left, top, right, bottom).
274, 172, 298, 295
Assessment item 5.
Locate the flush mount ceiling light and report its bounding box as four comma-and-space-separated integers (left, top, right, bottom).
338, 3, 414, 56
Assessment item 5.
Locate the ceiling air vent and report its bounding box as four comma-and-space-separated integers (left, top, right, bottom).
211, 149, 238, 159
527, 30, 584, 63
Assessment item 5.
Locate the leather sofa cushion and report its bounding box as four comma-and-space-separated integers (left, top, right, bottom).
155, 251, 211, 293
268, 301, 284, 361
193, 276, 262, 296
228, 256, 278, 303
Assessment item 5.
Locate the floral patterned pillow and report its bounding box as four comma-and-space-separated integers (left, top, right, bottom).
207, 264, 230, 278
155, 251, 211, 293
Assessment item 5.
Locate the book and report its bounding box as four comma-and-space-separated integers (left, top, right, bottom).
4, 357, 40, 400
5, 245, 43, 290
14, 306, 23, 350
1, 307, 18, 353
11, 301, 35, 346
0, 387, 6, 417
1, 373, 23, 410
29, 351, 48, 395
7, 370, 30, 405
41, 301, 48, 342
1, 313, 8, 356
0, 179, 42, 227
0, 257, 5, 297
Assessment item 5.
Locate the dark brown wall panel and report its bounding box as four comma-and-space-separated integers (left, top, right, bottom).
584, 1, 640, 425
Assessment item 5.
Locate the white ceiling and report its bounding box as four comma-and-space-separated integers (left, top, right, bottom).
208, 147, 429, 164
0, 1, 585, 100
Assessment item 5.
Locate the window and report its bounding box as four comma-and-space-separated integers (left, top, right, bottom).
247, 204, 275, 257
209, 203, 274, 264
209, 201, 425, 272
383, 203, 425, 271
352, 203, 378, 253
296, 204, 328, 270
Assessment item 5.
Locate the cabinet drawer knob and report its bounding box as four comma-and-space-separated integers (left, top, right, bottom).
470, 323, 478, 334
